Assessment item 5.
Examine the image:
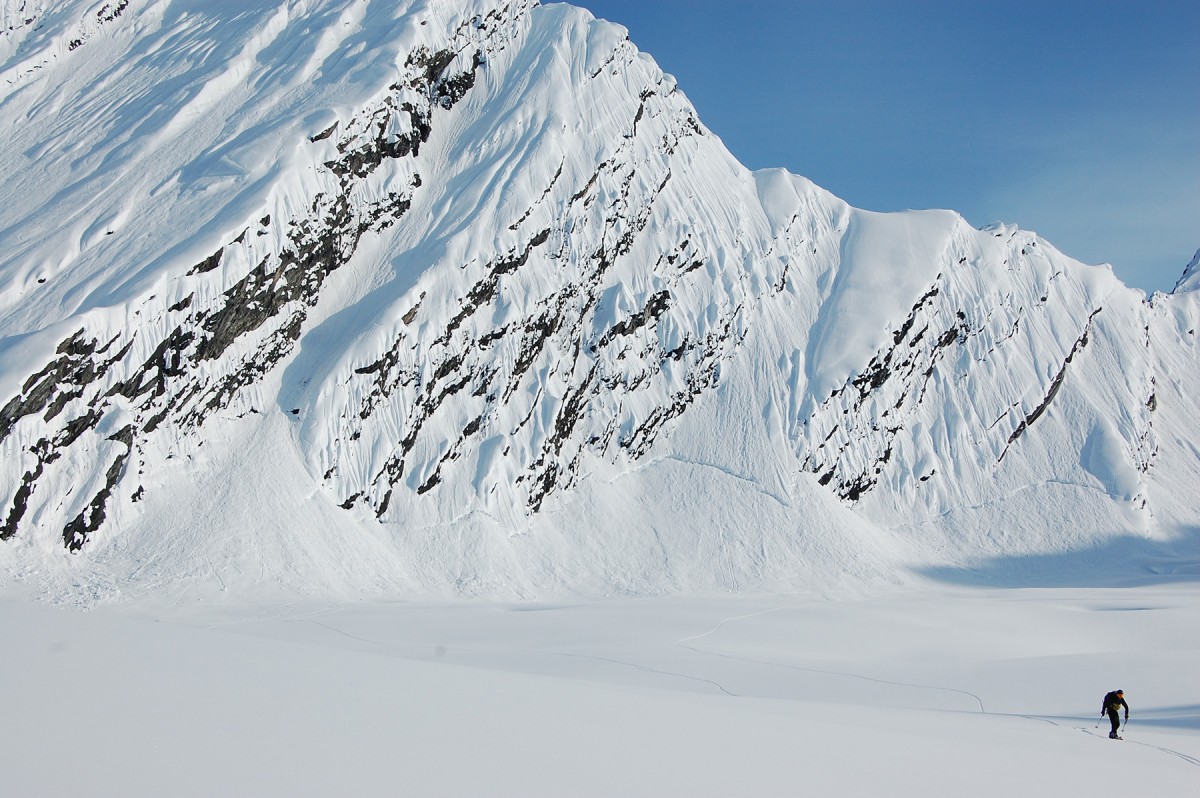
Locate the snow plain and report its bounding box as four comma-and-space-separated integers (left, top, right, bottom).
1, 3, 1197, 794
3, 571, 1198, 797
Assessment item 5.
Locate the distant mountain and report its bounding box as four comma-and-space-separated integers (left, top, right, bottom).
1, 0, 1197, 602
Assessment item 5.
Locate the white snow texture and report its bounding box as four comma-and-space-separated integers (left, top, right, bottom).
0, 0, 1198, 603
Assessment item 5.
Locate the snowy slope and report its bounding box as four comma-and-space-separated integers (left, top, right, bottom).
0, 0, 1197, 602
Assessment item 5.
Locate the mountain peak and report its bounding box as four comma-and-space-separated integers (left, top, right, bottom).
1, 1, 1197, 603
1173, 248, 1200, 294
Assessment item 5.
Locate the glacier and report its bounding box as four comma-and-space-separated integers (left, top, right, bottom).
0, 0, 1197, 603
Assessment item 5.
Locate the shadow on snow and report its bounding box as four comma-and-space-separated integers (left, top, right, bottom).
917, 526, 1200, 589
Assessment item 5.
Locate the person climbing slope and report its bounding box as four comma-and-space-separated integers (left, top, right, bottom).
1101, 689, 1129, 739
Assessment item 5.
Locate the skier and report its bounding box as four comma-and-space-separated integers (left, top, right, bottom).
1101, 689, 1129, 739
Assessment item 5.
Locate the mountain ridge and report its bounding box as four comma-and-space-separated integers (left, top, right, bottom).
1, 0, 1196, 604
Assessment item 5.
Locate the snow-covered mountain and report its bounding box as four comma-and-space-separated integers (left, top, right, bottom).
1, 0, 1197, 602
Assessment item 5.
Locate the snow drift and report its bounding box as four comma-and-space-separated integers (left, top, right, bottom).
1, 0, 1197, 602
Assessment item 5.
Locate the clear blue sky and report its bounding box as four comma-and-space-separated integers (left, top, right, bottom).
574, 0, 1199, 294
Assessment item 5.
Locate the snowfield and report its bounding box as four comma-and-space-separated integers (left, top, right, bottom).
1, 1, 1198, 794
2, 575, 1198, 796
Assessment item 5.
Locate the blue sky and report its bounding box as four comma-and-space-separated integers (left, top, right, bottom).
574, 1, 1198, 294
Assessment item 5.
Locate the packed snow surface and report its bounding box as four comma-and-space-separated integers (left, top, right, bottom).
2, 576, 1199, 797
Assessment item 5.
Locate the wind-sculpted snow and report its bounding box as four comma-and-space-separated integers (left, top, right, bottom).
0, 0, 1197, 601
310, 42, 761, 523
0, 0, 533, 552
1175, 249, 1200, 294
799, 220, 1130, 506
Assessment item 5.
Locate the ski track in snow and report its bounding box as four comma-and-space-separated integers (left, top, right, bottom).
4, 584, 1199, 796
674, 603, 989, 712
314, 593, 1200, 776
0, 2, 1196, 794
1075, 725, 1200, 768
275, 594, 1200, 776
275, 600, 995, 711
278, 608, 744, 696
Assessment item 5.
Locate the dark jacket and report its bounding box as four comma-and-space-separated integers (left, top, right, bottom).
1102, 691, 1129, 717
